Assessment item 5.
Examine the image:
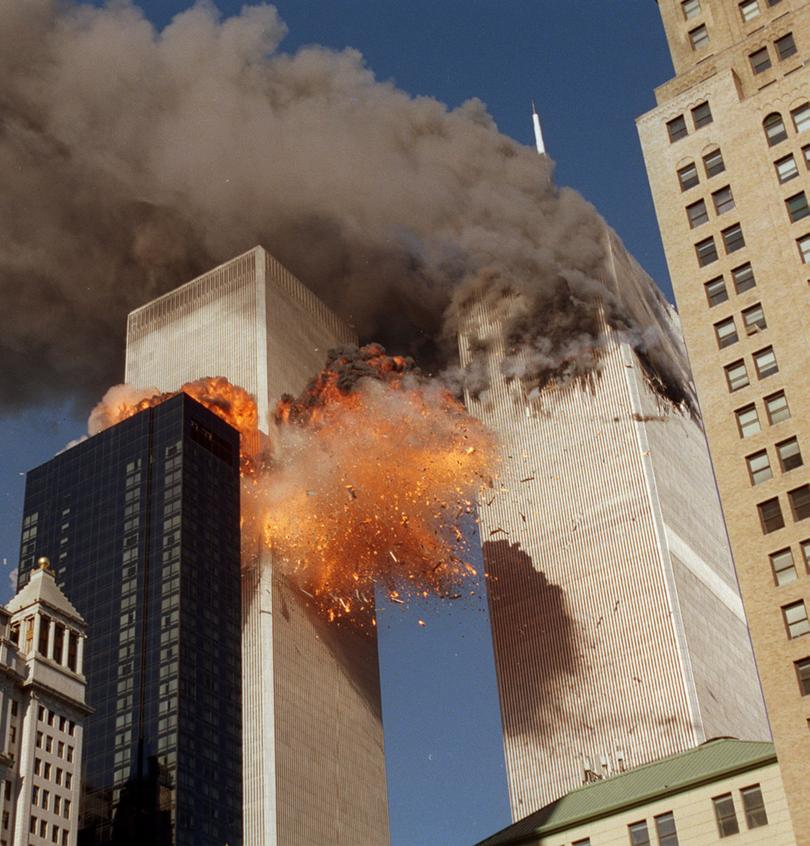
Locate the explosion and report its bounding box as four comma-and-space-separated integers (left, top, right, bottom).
90, 346, 498, 625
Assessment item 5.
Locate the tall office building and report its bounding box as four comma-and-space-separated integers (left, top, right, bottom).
17, 394, 243, 845
637, 1, 810, 837
125, 246, 389, 845
0, 562, 88, 846
459, 228, 770, 818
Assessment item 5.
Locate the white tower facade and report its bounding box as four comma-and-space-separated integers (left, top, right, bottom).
125, 246, 390, 846
0, 561, 88, 846
460, 228, 770, 818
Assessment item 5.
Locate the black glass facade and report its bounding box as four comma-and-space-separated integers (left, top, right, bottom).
18, 395, 242, 846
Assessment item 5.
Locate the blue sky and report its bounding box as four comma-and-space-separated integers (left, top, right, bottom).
0, 3, 676, 844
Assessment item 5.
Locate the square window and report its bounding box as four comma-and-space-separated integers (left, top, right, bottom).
770, 548, 797, 586
713, 793, 740, 836
742, 303, 766, 333
758, 497, 784, 533
775, 154, 798, 182
741, 785, 769, 828
753, 346, 778, 378
705, 276, 728, 306
736, 404, 761, 438
788, 485, 810, 521
795, 657, 810, 695
715, 317, 739, 348
776, 32, 797, 60
668, 115, 688, 143
783, 601, 809, 637
798, 234, 810, 262
750, 47, 772, 74
692, 101, 713, 128
732, 262, 756, 292
747, 450, 773, 485
628, 820, 651, 846
764, 113, 788, 146
678, 162, 699, 190
712, 185, 735, 215
690, 24, 710, 50
687, 199, 709, 228
703, 148, 725, 177
682, 0, 701, 18
786, 192, 810, 222
740, 0, 760, 21
722, 223, 745, 253
725, 360, 749, 391
696, 236, 718, 266
777, 437, 803, 472
654, 812, 679, 846
792, 104, 810, 133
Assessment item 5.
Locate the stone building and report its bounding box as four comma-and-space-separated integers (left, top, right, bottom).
637, 0, 810, 837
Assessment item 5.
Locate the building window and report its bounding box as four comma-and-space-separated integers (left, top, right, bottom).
678, 161, 699, 190
765, 391, 790, 426
740, 784, 769, 827
682, 0, 701, 18
775, 154, 798, 183
571, 840, 590, 846
668, 115, 688, 143
758, 497, 784, 533
725, 360, 749, 391
750, 47, 772, 74
771, 548, 797, 585
775, 32, 797, 60
712, 185, 735, 215
736, 404, 761, 438
654, 812, 679, 846
783, 601, 810, 637
703, 147, 725, 177
802, 540, 810, 570
747, 450, 773, 485
692, 101, 713, 128
705, 276, 728, 306
732, 262, 756, 292
777, 437, 803, 472
803, 145, 810, 169
696, 235, 718, 266
792, 104, 810, 133
786, 191, 810, 222
687, 199, 709, 228
740, 0, 761, 21
722, 223, 745, 253
796, 657, 810, 695
713, 793, 740, 836
715, 317, 739, 348
741, 303, 766, 333
628, 821, 651, 846
763, 112, 787, 145
798, 233, 810, 262
753, 346, 778, 379
690, 24, 710, 50
789, 485, 810, 521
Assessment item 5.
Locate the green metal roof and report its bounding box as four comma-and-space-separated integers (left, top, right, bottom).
476, 739, 776, 846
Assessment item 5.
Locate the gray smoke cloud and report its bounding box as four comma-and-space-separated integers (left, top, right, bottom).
0, 0, 692, 412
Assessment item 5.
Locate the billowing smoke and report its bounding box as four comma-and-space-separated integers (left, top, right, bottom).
1, 0, 690, 412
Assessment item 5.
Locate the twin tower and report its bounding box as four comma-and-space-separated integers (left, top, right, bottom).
21, 243, 769, 843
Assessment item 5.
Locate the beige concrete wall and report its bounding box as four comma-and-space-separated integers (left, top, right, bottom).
639, 2, 810, 838
533, 761, 795, 846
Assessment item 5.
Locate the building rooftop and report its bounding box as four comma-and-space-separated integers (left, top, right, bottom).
6, 561, 84, 623
476, 738, 777, 845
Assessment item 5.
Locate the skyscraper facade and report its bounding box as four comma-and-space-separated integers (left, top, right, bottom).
17, 394, 243, 846
637, 1, 810, 837
125, 246, 389, 845
460, 228, 770, 818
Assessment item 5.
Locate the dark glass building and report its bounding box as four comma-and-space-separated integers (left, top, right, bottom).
18, 394, 242, 846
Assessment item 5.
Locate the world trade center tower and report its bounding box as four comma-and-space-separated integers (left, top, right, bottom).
125, 246, 389, 845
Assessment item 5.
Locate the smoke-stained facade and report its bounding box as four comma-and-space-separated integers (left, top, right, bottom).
125, 246, 389, 846
17, 394, 243, 846
460, 228, 770, 818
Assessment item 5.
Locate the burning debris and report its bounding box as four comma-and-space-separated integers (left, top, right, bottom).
90, 345, 498, 625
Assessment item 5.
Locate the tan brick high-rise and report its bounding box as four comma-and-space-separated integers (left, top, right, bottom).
638, 1, 810, 839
